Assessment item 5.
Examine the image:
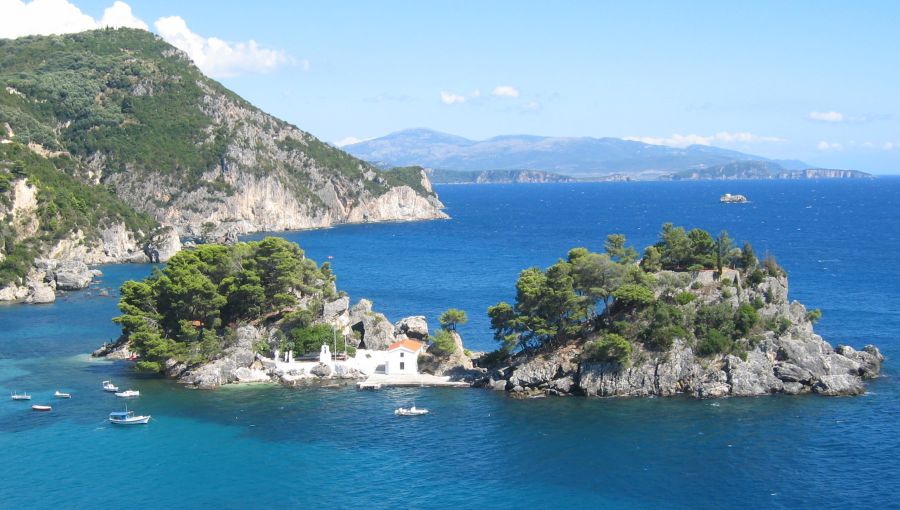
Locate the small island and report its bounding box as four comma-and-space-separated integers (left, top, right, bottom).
720, 193, 748, 203
479, 224, 882, 397
95, 227, 882, 399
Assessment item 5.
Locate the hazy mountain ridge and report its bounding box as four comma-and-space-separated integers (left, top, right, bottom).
345, 128, 871, 179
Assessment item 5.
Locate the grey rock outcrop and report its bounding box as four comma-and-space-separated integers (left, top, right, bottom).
177, 325, 261, 389
394, 316, 429, 340
348, 299, 396, 350
485, 273, 884, 399
51, 260, 94, 290
419, 331, 480, 380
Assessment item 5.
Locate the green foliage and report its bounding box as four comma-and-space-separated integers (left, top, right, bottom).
696, 328, 732, 356
604, 234, 638, 264
430, 329, 458, 356
806, 308, 822, 324
583, 333, 632, 365
439, 308, 468, 331
0, 143, 156, 283
382, 166, 436, 197
612, 283, 655, 309
113, 237, 336, 372
734, 303, 759, 337
675, 292, 696, 305
289, 324, 336, 355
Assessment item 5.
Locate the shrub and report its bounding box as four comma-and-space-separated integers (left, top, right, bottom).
751, 296, 765, 309
691, 281, 702, 290
430, 329, 458, 356
613, 283, 655, 309
583, 334, 632, 366
734, 303, 759, 337
675, 291, 696, 305
806, 308, 822, 324
696, 328, 732, 356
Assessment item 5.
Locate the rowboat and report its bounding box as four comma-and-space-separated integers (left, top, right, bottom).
109, 409, 151, 425
32, 405, 52, 411
114, 390, 140, 398
102, 380, 119, 392
54, 391, 72, 398
11, 392, 31, 401
394, 406, 429, 416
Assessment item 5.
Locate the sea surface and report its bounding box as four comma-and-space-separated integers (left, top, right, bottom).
1, 179, 898, 509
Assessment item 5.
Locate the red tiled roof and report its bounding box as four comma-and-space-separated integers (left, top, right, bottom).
387, 338, 424, 352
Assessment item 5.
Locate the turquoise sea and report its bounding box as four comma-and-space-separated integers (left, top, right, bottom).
1, 179, 898, 509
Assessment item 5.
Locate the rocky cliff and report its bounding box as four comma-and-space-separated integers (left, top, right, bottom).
482, 271, 883, 398
0, 28, 446, 299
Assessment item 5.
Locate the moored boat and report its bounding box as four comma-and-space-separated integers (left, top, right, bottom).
102, 380, 119, 392
11, 392, 31, 401
109, 409, 151, 425
54, 390, 71, 398
394, 406, 429, 416
32, 404, 52, 411
114, 390, 140, 398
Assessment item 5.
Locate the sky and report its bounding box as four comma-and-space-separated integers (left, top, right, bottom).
2, 0, 899, 173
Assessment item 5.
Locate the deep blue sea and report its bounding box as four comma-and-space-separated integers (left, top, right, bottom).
1, 179, 898, 509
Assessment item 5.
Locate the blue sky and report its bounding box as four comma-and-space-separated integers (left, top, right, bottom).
5, 1, 900, 173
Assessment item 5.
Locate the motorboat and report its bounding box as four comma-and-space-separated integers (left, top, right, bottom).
32, 405, 52, 411
11, 392, 31, 401
54, 391, 72, 398
394, 406, 429, 416
109, 409, 151, 425
102, 380, 119, 392
114, 390, 140, 398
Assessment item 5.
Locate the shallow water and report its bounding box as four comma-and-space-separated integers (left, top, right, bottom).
1, 179, 898, 508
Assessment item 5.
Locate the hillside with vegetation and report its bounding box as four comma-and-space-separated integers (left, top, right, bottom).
0, 28, 444, 293
481, 224, 882, 398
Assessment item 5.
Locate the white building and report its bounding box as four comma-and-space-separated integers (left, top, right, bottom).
384, 338, 425, 375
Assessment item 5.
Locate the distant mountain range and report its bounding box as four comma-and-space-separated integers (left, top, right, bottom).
343, 128, 872, 180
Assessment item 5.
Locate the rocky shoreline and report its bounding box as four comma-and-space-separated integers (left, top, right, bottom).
478, 272, 883, 398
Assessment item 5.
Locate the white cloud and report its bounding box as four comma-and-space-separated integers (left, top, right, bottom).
492, 85, 520, 98
154, 16, 291, 78
884, 142, 896, 151
99, 1, 147, 30
440, 91, 467, 105
624, 132, 786, 148
817, 140, 843, 151
0, 0, 145, 38
0, 1, 293, 78
809, 111, 844, 122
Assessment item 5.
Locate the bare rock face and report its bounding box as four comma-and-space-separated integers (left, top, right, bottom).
420, 331, 478, 379
144, 226, 182, 263
394, 316, 429, 341
51, 260, 94, 290
348, 299, 396, 350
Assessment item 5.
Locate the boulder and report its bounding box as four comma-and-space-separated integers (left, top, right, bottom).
773, 362, 814, 383
507, 345, 578, 389
812, 375, 865, 396
348, 300, 396, 351
53, 260, 94, 290
322, 296, 350, 329
310, 363, 333, 378
26, 283, 55, 304
394, 316, 429, 341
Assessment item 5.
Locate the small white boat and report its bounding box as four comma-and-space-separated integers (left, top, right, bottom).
32, 404, 52, 411
102, 380, 119, 392
394, 406, 429, 416
54, 391, 72, 398
11, 392, 31, 401
109, 409, 151, 425
114, 390, 140, 398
